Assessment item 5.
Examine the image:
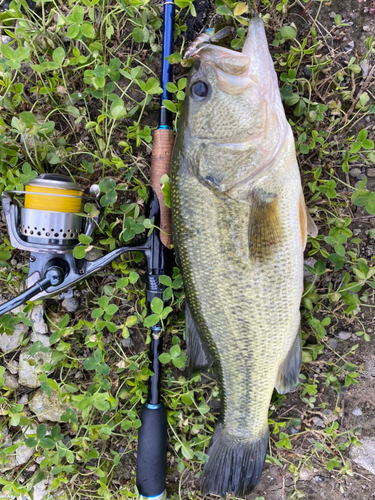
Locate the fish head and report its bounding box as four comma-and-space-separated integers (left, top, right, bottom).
180, 18, 288, 200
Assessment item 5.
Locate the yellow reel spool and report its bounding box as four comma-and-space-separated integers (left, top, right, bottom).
24, 185, 83, 213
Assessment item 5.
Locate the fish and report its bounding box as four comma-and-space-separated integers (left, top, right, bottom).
170, 17, 318, 498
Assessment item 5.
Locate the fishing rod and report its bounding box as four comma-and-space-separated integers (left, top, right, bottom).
0, 1, 175, 497
135, 1, 175, 498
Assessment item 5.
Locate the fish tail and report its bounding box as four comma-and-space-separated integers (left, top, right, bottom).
201, 423, 268, 497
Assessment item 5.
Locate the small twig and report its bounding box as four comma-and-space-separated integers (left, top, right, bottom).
278, 405, 297, 418
298, 0, 314, 17
351, 215, 375, 220
352, 471, 373, 482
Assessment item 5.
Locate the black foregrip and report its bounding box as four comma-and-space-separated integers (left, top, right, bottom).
136, 404, 167, 497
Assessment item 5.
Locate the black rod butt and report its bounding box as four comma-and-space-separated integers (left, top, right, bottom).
136, 403, 167, 498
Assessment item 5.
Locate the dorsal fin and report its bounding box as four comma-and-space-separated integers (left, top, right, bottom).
299, 192, 318, 250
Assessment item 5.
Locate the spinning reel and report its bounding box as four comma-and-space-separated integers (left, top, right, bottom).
0, 173, 167, 315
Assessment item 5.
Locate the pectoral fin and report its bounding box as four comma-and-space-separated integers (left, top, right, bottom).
248, 189, 282, 260
275, 325, 302, 394
185, 304, 213, 375
299, 193, 318, 250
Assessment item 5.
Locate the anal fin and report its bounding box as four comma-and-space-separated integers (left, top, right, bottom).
185, 304, 213, 375
275, 325, 302, 394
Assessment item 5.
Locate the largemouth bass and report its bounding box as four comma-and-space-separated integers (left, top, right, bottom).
171, 17, 317, 497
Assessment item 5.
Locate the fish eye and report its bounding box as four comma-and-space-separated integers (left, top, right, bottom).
191, 81, 209, 99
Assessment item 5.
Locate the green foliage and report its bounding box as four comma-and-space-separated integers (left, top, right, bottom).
0, 0, 374, 498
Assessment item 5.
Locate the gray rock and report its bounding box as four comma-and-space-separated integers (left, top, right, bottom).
121, 337, 134, 348
367, 168, 375, 177
349, 168, 362, 178
3, 371, 19, 390
30, 331, 51, 347
0, 323, 29, 353
313, 417, 325, 428
60, 289, 74, 300
322, 409, 337, 423
350, 438, 375, 475
7, 360, 19, 375
363, 25, 371, 32
361, 59, 369, 78
352, 406, 363, 416
15, 423, 38, 468
29, 389, 70, 422
84, 248, 103, 262
62, 297, 79, 313
304, 258, 317, 282
18, 394, 28, 405
1, 35, 12, 44
0, 423, 37, 472
31, 478, 51, 500
0, 426, 12, 449
299, 467, 314, 481
18, 350, 53, 388
31, 305, 48, 335
338, 331, 351, 340
327, 338, 338, 350
62, 434, 72, 447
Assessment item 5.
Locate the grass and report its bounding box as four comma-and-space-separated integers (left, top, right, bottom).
0, 0, 375, 498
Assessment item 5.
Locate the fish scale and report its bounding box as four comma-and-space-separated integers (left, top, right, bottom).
171, 17, 317, 497
172, 165, 301, 436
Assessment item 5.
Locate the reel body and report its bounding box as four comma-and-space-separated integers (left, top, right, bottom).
1, 174, 167, 313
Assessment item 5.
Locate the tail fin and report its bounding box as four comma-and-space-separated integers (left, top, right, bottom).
200, 424, 268, 497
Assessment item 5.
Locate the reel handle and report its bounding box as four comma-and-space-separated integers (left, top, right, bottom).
0, 266, 64, 316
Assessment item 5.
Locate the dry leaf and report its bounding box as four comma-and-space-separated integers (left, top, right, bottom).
56, 85, 67, 95
234, 2, 248, 16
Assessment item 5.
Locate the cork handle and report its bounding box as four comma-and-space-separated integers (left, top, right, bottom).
150, 128, 174, 249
